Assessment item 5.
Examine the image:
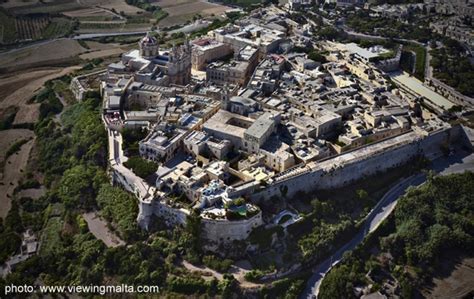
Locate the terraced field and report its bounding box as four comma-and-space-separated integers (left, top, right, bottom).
0, 9, 74, 45
15, 17, 49, 41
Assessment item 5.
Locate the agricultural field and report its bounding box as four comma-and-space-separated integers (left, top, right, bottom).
15, 16, 50, 41
423, 257, 474, 299
42, 18, 76, 39
0, 8, 75, 44
0, 39, 86, 70
79, 0, 145, 15
1, 0, 146, 36
0, 9, 16, 44
5, 0, 83, 15
155, 0, 232, 27
1, 0, 235, 39
62, 7, 120, 20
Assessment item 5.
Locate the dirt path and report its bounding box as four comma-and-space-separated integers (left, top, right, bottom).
0, 129, 35, 162
0, 66, 81, 124
182, 260, 224, 281
181, 259, 263, 288
17, 187, 46, 199
82, 212, 125, 248
0, 137, 35, 219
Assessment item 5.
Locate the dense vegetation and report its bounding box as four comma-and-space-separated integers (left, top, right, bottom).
96, 185, 141, 242
0, 204, 23, 264
400, 44, 426, 81
0, 106, 18, 130
219, 0, 263, 8
319, 172, 474, 298
35, 95, 106, 185
123, 156, 158, 179
430, 40, 474, 97
346, 10, 434, 43
122, 127, 147, 156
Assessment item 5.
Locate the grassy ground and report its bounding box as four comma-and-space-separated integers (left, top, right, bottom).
220, 0, 262, 7
39, 216, 63, 256
401, 44, 426, 81
42, 18, 75, 39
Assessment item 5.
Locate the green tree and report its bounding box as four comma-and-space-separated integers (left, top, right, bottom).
58, 165, 107, 208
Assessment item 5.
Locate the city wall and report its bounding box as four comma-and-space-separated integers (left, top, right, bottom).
201, 212, 263, 244
249, 127, 454, 201
132, 125, 470, 246
137, 195, 264, 244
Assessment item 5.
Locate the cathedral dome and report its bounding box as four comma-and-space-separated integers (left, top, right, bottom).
139, 32, 159, 59
140, 33, 157, 46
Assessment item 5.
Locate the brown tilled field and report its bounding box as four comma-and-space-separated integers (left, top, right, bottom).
7, 0, 83, 15
3, 0, 143, 16
80, 0, 145, 15
158, 0, 231, 27
0, 39, 86, 71
79, 48, 126, 60
62, 7, 117, 19
0, 129, 35, 219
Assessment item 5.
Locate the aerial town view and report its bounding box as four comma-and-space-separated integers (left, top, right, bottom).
0, 0, 473, 297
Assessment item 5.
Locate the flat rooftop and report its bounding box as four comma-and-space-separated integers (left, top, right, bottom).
203, 110, 254, 138
245, 112, 276, 140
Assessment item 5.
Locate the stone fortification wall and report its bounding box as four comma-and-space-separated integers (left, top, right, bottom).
137, 199, 188, 229
201, 211, 263, 244
250, 127, 453, 201
152, 201, 189, 226
126, 124, 465, 246
138, 198, 263, 243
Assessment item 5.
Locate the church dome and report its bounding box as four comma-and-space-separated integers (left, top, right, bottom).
140, 32, 157, 46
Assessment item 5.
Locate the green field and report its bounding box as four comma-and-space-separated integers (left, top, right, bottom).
0, 9, 17, 44
401, 44, 426, 81
0, 10, 74, 44
42, 18, 75, 39
220, 0, 262, 7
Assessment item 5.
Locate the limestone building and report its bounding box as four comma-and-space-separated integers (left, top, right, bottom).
191, 38, 233, 71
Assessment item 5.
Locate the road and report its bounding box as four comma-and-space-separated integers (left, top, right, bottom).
73, 20, 211, 40
73, 31, 149, 40
300, 174, 426, 299
301, 148, 474, 298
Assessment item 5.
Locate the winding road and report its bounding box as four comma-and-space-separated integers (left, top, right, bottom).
301, 146, 474, 299
300, 174, 426, 299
